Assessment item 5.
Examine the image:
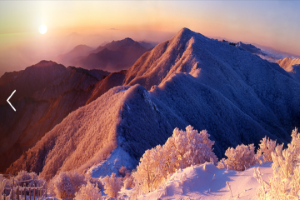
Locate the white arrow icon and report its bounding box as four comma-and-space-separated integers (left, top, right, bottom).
7, 90, 16, 111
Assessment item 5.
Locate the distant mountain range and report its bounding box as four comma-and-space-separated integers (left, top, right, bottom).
6, 28, 300, 180
57, 38, 155, 72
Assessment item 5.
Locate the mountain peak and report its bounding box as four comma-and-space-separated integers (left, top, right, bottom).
73, 44, 93, 51
34, 60, 60, 67
179, 27, 192, 34
123, 37, 135, 42
110, 37, 135, 45
170, 27, 207, 46
175, 27, 194, 39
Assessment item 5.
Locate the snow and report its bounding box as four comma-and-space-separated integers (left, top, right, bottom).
121, 162, 272, 200
87, 146, 135, 178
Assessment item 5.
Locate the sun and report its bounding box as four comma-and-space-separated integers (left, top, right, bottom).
39, 25, 47, 34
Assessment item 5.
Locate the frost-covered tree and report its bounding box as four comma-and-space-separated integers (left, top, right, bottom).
74, 181, 102, 200
103, 173, 122, 198
49, 170, 86, 199
123, 174, 135, 189
218, 144, 257, 171
85, 175, 103, 191
255, 128, 300, 199
256, 136, 277, 163
134, 145, 167, 194
134, 125, 218, 194
167, 126, 217, 169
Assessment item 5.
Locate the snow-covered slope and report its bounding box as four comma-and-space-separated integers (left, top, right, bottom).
121, 162, 272, 200
8, 28, 300, 180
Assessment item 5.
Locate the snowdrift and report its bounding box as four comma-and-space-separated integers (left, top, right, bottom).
122, 162, 273, 200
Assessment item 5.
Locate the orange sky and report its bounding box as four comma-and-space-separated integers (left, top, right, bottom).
1, 1, 300, 75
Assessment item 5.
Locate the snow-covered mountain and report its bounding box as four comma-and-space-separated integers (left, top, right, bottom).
123, 28, 300, 156
7, 28, 300, 181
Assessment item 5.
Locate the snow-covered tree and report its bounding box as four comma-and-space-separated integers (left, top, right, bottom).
74, 181, 102, 200
134, 125, 218, 194
255, 128, 300, 199
134, 145, 167, 194
49, 170, 86, 199
160, 126, 217, 175
218, 144, 257, 171
123, 174, 135, 189
103, 173, 122, 198
256, 136, 277, 163
85, 175, 103, 191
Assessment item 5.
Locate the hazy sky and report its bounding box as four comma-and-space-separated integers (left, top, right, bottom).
0, 1, 300, 75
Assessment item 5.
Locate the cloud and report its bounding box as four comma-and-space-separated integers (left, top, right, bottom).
109, 28, 120, 31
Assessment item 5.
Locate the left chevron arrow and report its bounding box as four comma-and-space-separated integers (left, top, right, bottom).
7, 90, 16, 111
